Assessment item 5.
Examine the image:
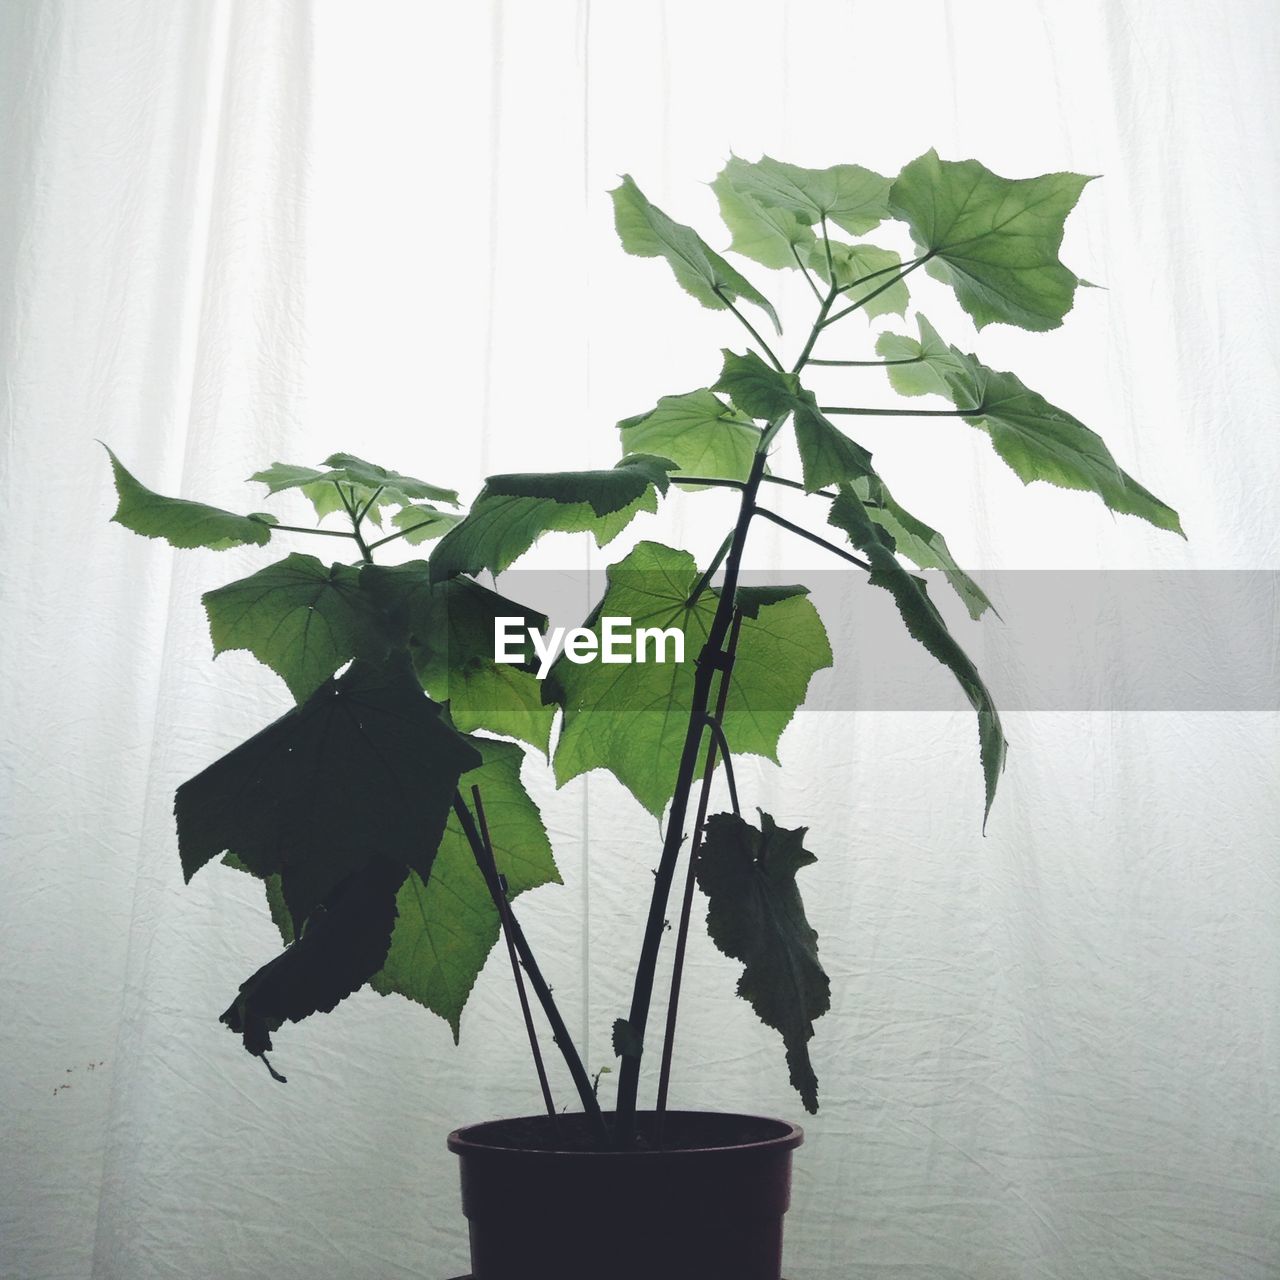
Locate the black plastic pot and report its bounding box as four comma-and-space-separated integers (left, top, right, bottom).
448, 1110, 803, 1280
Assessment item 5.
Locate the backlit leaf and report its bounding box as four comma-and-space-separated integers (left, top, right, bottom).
104, 446, 273, 550
807, 241, 908, 320
716, 155, 889, 236
611, 174, 780, 332
618, 389, 760, 484
889, 150, 1093, 331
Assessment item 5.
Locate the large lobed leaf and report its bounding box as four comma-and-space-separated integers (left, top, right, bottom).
429, 455, 676, 582
551, 541, 832, 816
104, 446, 275, 550
371, 736, 559, 1038
361, 562, 555, 752
828, 486, 1006, 822
203, 553, 390, 702
611, 174, 780, 332
697, 810, 830, 1113
889, 150, 1093, 332
175, 653, 482, 931
714, 349, 872, 492
876, 316, 1183, 534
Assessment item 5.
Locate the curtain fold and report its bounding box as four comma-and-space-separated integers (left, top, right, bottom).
2, 2, 1276, 1278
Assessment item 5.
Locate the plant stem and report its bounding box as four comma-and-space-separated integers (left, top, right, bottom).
337, 485, 375, 563
820, 405, 980, 417
834, 256, 922, 296
713, 286, 786, 373
471, 786, 559, 1134
702, 718, 740, 816
612, 450, 769, 1147
808, 356, 925, 367
654, 609, 743, 1143
755, 507, 872, 570
821, 256, 931, 328
673, 476, 745, 491
452, 793, 609, 1143
820, 215, 835, 279
791, 280, 842, 373
262, 523, 359, 540
356, 484, 385, 525
760, 474, 838, 499
367, 520, 443, 551
684, 532, 733, 607
791, 243, 823, 303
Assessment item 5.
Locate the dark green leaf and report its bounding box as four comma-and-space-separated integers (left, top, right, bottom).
220, 855, 408, 1074
612, 1018, 644, 1059
807, 242, 908, 319
876, 317, 1183, 534
552, 541, 831, 816
889, 150, 1093, 331
713, 350, 872, 491
611, 174, 780, 332
428, 456, 676, 582
828, 487, 1006, 821
202, 553, 390, 702
371, 736, 559, 1038
104, 446, 273, 550
697, 810, 829, 1113
175, 654, 482, 930
361, 562, 555, 751
715, 155, 889, 236
618, 389, 761, 484
222, 853, 294, 945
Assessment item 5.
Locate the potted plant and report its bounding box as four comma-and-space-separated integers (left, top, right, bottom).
104, 151, 1182, 1280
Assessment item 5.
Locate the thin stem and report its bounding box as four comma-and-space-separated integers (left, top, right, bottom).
684, 532, 733, 608
834, 256, 923, 296
673, 476, 745, 491
755, 507, 872, 570
702, 718, 740, 817
760, 474, 837, 500
791, 280, 842, 373
355, 484, 385, 526
819, 214, 835, 279
613, 449, 769, 1148
820, 405, 980, 417
336, 485, 375, 564
807, 355, 925, 367
452, 793, 609, 1144
713, 286, 786, 373
261, 522, 359, 540
472, 786, 558, 1133
822, 256, 931, 328
367, 521, 439, 551
791, 242, 823, 304
655, 609, 744, 1140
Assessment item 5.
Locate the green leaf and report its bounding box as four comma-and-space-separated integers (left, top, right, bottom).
874, 313, 970, 398
888, 150, 1093, 331
849, 473, 994, 621
250, 454, 460, 526
618, 389, 761, 484
361, 562, 555, 752
428, 456, 676, 582
877, 317, 1183, 533
390, 503, 464, 545
610, 174, 780, 333
371, 736, 559, 1038
551, 541, 831, 816
807, 242, 908, 319
715, 154, 889, 236
713, 350, 872, 492
828, 487, 1006, 822
612, 1018, 644, 1060
202, 553, 390, 702
174, 653, 482, 931
697, 810, 830, 1113
712, 165, 815, 270
104, 446, 273, 550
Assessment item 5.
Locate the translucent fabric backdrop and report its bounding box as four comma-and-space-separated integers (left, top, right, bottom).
2, 2, 1277, 1277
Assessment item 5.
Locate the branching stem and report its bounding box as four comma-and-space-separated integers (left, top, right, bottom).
755, 507, 872, 570
713, 286, 786, 373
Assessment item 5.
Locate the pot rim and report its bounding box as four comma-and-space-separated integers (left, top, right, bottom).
447, 1109, 804, 1159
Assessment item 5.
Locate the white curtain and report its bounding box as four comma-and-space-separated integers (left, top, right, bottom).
2, 2, 1277, 1277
